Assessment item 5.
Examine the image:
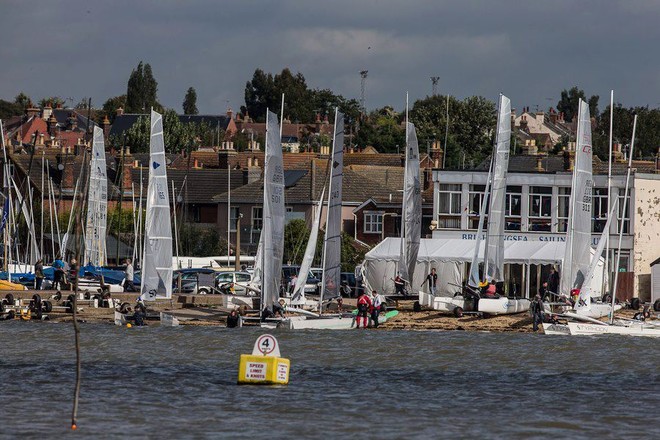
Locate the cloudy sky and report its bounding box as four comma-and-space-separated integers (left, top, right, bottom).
1, 0, 659, 115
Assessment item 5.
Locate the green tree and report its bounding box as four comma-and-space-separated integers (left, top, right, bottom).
125, 61, 161, 113
182, 87, 199, 115
99, 95, 127, 124
355, 106, 406, 153
283, 219, 310, 265
0, 99, 22, 119
179, 224, 227, 257
14, 92, 31, 110
557, 86, 599, 122
38, 96, 64, 108
110, 108, 213, 153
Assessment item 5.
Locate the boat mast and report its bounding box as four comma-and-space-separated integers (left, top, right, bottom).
400, 92, 409, 284
605, 90, 614, 294
610, 115, 636, 324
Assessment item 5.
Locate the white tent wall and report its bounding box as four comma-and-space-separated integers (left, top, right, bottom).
363, 238, 604, 298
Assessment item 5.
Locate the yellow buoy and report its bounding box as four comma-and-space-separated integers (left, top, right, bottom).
238, 334, 290, 385
126, 323, 132, 328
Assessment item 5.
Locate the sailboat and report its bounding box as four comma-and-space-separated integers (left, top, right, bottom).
83, 127, 108, 267
476, 94, 530, 315
398, 113, 422, 294
139, 109, 173, 301
558, 99, 619, 319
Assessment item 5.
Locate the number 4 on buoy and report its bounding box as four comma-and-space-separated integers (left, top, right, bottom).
238, 334, 290, 385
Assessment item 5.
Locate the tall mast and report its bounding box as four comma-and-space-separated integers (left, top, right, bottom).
604, 90, 614, 294
400, 92, 409, 280
610, 115, 636, 323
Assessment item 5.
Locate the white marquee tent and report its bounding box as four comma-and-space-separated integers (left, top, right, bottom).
362, 238, 603, 298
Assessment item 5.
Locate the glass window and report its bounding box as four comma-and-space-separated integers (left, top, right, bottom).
438, 184, 462, 215
592, 188, 608, 233
617, 188, 631, 233
364, 211, 383, 234
505, 185, 522, 231
252, 207, 263, 231
529, 186, 552, 218
236, 273, 251, 283
558, 187, 571, 232
229, 207, 240, 232
216, 272, 232, 283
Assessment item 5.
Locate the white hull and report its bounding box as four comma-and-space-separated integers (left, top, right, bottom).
567, 321, 660, 337
419, 291, 470, 314
542, 323, 571, 335
114, 310, 127, 326
572, 303, 622, 319
223, 295, 256, 309
478, 297, 530, 315
280, 315, 356, 330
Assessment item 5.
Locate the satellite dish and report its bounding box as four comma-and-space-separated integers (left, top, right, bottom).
176, 195, 183, 203
57, 164, 65, 171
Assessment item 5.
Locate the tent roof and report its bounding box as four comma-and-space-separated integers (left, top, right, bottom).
365, 237, 566, 265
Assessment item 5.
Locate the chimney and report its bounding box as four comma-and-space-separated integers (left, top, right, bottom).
549, 108, 558, 124
226, 107, 233, 120
522, 139, 538, 155
535, 112, 545, 125
42, 104, 53, 120
612, 143, 625, 163
47, 113, 58, 138
536, 155, 545, 172
315, 113, 321, 133
116, 107, 124, 117
563, 144, 575, 171
103, 115, 111, 138
122, 157, 133, 191
26, 106, 40, 118
125, 145, 131, 156
429, 140, 444, 169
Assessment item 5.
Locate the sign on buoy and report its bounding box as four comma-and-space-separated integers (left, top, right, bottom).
238, 334, 290, 385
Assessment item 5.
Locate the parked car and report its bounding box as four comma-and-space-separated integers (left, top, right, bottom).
281, 265, 321, 295
173, 268, 216, 294
215, 271, 253, 295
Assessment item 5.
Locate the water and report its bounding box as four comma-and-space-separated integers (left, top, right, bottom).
0, 322, 658, 439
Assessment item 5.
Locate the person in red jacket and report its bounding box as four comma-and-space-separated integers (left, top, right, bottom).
356, 291, 372, 329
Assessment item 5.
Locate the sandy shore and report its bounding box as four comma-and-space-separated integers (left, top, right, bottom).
1, 290, 647, 333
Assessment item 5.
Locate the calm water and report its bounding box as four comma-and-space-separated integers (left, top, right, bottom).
0, 322, 658, 439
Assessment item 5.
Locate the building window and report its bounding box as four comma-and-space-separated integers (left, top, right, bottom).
438, 184, 462, 215
286, 206, 293, 213
505, 185, 522, 231
592, 188, 608, 233
468, 184, 488, 230
364, 211, 383, 234
529, 186, 551, 231
558, 187, 571, 232
229, 207, 239, 232
252, 207, 263, 231
617, 188, 631, 233
191, 205, 201, 223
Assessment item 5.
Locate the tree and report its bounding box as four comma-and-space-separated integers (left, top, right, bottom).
557, 86, 599, 122
182, 87, 199, 115
0, 99, 23, 119
283, 219, 310, 265
38, 96, 64, 108
109, 108, 213, 153
99, 95, 127, 124
355, 106, 405, 153
14, 92, 31, 110
125, 61, 161, 113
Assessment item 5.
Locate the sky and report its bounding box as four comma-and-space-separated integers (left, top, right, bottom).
1, 0, 659, 115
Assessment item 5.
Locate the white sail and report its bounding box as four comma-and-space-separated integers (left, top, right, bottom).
398, 122, 421, 286
251, 234, 263, 287
560, 100, 593, 296
484, 94, 511, 282
84, 127, 108, 266
291, 187, 325, 303
468, 158, 493, 288
320, 109, 344, 306
140, 110, 173, 300
575, 200, 618, 310
261, 109, 285, 312
10, 177, 39, 264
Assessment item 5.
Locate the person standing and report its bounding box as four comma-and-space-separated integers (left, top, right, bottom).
422, 267, 438, 295
370, 290, 383, 328
52, 256, 65, 290
289, 273, 297, 296
543, 267, 560, 298
530, 294, 544, 332
392, 273, 405, 296
34, 259, 45, 290
124, 259, 135, 292
356, 290, 372, 329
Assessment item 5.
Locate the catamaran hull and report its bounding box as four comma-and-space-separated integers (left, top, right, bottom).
419, 291, 470, 314
542, 323, 571, 335
572, 303, 622, 319
279, 315, 356, 330
567, 321, 660, 337
478, 298, 530, 315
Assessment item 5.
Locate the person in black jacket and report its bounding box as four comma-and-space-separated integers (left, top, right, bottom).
530, 294, 544, 331
543, 267, 560, 298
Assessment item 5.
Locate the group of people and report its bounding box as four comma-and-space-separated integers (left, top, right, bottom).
392, 267, 438, 297
355, 290, 385, 329
33, 256, 78, 291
